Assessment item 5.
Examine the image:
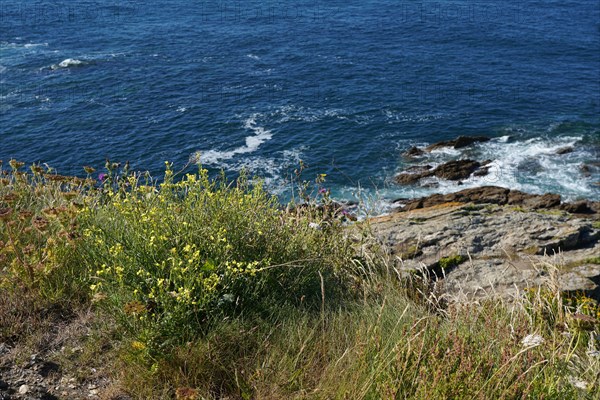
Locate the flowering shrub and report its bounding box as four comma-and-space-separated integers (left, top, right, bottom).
76, 163, 355, 353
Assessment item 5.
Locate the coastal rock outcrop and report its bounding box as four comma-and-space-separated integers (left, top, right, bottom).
401, 135, 491, 159
403, 146, 425, 157
424, 135, 490, 151
369, 197, 600, 301
394, 186, 600, 213
395, 159, 491, 185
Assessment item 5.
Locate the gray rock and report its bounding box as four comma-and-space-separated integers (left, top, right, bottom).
18, 384, 29, 394
369, 199, 600, 301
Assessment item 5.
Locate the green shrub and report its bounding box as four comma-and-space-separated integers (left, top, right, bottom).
74, 164, 357, 355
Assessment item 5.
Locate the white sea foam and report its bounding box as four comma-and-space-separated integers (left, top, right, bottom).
246, 54, 260, 60
383, 109, 447, 123
273, 105, 350, 124
24, 43, 48, 48
192, 145, 305, 195
193, 114, 274, 165
1, 42, 47, 49
50, 58, 85, 70
393, 133, 598, 201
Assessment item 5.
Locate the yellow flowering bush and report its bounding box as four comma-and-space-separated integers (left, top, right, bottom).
76, 164, 355, 353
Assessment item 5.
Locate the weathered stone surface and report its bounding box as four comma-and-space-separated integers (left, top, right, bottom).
425, 135, 491, 151
560, 201, 597, 214
369, 197, 600, 301
398, 186, 573, 212
507, 191, 562, 209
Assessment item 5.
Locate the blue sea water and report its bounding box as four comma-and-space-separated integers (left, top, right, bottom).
1, 0, 599, 207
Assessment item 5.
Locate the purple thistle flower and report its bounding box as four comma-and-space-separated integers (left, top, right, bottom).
318, 188, 327, 194
98, 173, 107, 182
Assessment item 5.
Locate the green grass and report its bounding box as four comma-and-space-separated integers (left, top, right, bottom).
582, 257, 600, 265
1, 160, 599, 399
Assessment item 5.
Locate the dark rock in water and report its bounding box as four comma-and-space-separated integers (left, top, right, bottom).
425, 135, 490, 151
452, 136, 491, 149
555, 146, 574, 155
433, 159, 482, 181
405, 165, 433, 173
395, 171, 428, 185
580, 164, 591, 177
395, 165, 434, 185
395, 159, 490, 185
403, 146, 425, 157
473, 168, 490, 177
473, 160, 493, 177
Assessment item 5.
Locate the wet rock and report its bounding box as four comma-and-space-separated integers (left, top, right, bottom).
0, 380, 7, 390
395, 171, 428, 185
405, 165, 433, 173
394, 165, 434, 185
403, 146, 425, 157
395, 159, 490, 185
580, 164, 591, 177
555, 146, 574, 155
433, 159, 482, 181
425, 135, 490, 151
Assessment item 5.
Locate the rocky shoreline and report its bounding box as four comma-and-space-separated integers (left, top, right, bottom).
370, 186, 600, 302
396, 135, 600, 189
367, 135, 600, 302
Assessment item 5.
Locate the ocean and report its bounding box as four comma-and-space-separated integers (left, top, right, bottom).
1, 0, 599, 209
